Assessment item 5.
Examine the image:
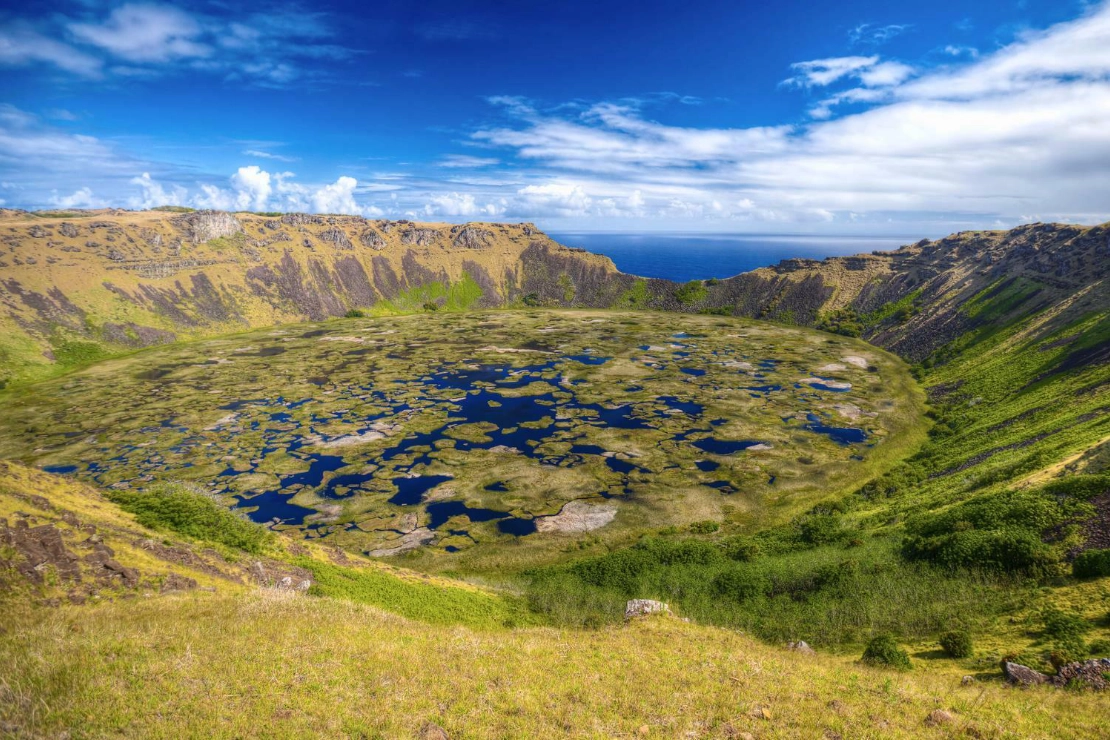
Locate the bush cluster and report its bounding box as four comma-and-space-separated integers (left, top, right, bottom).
862, 634, 912, 670
108, 483, 271, 553
1073, 549, 1110, 578
939, 629, 974, 658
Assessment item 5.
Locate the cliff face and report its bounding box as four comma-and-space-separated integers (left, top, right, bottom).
0, 209, 617, 385
1, 208, 1107, 386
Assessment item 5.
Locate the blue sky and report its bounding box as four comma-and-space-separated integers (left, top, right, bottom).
1, 0, 1109, 235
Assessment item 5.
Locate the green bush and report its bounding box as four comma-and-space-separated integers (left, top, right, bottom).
1041, 606, 1090, 641
422, 301, 439, 312
1049, 637, 1088, 670
674, 280, 708, 305
1088, 638, 1110, 656
939, 629, 974, 658
1073, 549, 1110, 578
688, 520, 720, 534
108, 483, 271, 553
862, 634, 912, 670
712, 568, 771, 601
344, 309, 366, 318
523, 293, 541, 307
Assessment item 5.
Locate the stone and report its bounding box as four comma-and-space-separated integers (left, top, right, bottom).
1002, 661, 1049, 686
924, 709, 955, 727
624, 599, 669, 619
787, 640, 816, 654
1050, 658, 1110, 690
176, 210, 243, 243
59, 223, 79, 238
451, 225, 494, 249
359, 228, 386, 250
961, 675, 975, 686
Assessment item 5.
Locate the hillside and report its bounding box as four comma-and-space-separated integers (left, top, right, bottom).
1, 211, 1109, 736
3, 460, 1108, 738
0, 208, 617, 386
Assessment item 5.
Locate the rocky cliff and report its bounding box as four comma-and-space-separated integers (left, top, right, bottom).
0, 209, 617, 385
1, 208, 1107, 386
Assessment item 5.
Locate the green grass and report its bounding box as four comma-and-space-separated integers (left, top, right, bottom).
107, 482, 273, 553
293, 557, 532, 629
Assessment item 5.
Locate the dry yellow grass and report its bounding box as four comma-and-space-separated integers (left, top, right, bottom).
2, 590, 1108, 739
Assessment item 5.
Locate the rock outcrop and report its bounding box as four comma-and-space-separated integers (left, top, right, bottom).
625, 599, 669, 618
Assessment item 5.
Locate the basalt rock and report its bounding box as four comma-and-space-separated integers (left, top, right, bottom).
401, 227, 439, 247
175, 210, 244, 244
451, 225, 494, 249
359, 228, 386, 250
1002, 661, 1049, 686
319, 229, 353, 250
625, 599, 670, 618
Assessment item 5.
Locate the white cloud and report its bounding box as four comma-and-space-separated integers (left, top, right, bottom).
849, 23, 912, 46
438, 155, 501, 168
461, 3, 1110, 229
857, 61, 915, 87
68, 4, 210, 63
243, 149, 297, 162
50, 186, 103, 209
229, 166, 272, 211
0, 23, 103, 77
128, 172, 186, 209
312, 175, 359, 214
1, 3, 358, 86
784, 56, 879, 87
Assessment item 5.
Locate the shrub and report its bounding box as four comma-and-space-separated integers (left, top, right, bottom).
688, 520, 720, 534
939, 629, 974, 658
674, 280, 708, 305
797, 514, 847, 546
344, 309, 366, 318
1088, 638, 1110, 656
712, 568, 771, 601
862, 634, 912, 670
522, 293, 541, 307
722, 537, 761, 562
1049, 637, 1088, 670
1041, 606, 1090, 641
1073, 549, 1110, 578
107, 483, 271, 553
422, 301, 439, 312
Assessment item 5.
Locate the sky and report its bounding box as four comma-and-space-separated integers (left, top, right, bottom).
1, 0, 1109, 236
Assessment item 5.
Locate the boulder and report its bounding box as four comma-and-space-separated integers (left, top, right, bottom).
359, 228, 386, 250
1051, 658, 1110, 690
1002, 661, 1049, 686
787, 640, 816, 655
625, 599, 669, 619
176, 210, 243, 243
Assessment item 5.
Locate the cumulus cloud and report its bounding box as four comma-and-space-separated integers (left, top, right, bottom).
50, 187, 103, 209
129, 171, 186, 208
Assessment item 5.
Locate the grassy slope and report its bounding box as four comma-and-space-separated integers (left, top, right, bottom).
4, 591, 1109, 739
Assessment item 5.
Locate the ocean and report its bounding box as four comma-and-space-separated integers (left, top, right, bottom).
547, 232, 914, 283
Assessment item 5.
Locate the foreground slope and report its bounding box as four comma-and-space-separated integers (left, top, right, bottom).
2, 461, 1108, 739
